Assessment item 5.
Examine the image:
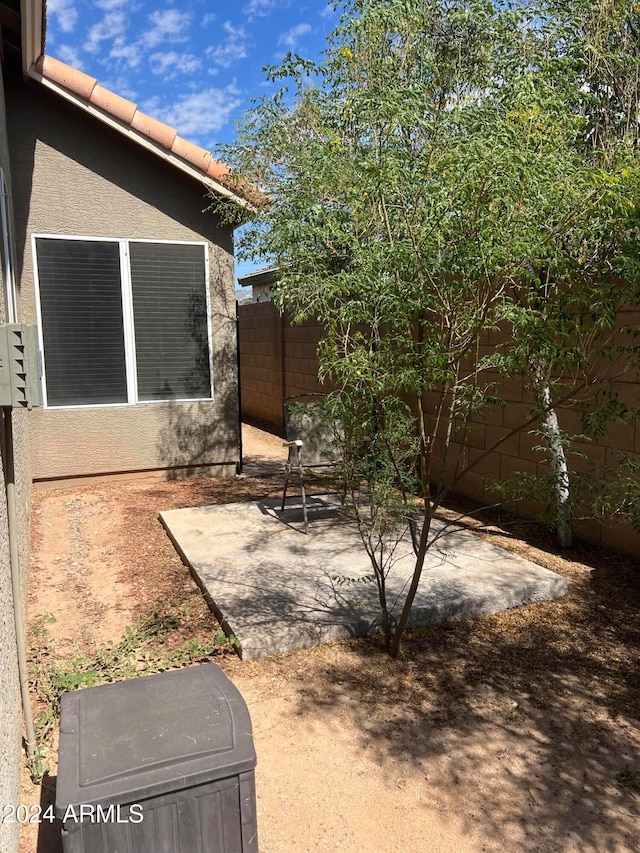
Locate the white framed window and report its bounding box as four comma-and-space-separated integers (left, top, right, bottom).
32, 235, 213, 408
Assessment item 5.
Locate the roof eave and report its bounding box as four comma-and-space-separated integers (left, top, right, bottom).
20, 0, 44, 75
238, 265, 279, 288
26, 64, 253, 211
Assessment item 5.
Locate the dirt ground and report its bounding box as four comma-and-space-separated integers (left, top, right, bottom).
19, 423, 640, 852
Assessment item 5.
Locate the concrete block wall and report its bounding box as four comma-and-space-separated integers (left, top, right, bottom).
238, 303, 640, 556
284, 319, 326, 398
238, 302, 327, 432
238, 302, 285, 429
424, 323, 640, 555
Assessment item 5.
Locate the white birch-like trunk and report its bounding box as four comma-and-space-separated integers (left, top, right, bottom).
537, 381, 573, 548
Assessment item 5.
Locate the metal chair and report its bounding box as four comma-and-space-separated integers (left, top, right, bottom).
280, 393, 340, 533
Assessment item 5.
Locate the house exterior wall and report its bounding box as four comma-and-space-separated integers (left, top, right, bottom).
7, 82, 239, 484
237, 302, 640, 557
0, 62, 30, 853
252, 282, 273, 302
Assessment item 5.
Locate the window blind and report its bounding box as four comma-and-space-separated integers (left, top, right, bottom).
35, 238, 128, 406
129, 242, 211, 401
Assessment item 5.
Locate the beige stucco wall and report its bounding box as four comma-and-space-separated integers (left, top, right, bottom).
7, 82, 239, 484
0, 63, 30, 853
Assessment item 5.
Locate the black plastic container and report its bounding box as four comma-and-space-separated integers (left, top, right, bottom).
55, 664, 258, 852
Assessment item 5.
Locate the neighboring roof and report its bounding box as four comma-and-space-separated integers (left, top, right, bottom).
237, 265, 279, 288
27, 54, 253, 208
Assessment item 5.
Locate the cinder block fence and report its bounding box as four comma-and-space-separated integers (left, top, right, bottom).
237, 302, 640, 556
237, 302, 328, 432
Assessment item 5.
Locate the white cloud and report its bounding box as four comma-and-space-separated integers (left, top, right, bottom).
84, 10, 127, 53
57, 44, 84, 68
141, 8, 193, 48
47, 0, 78, 33
207, 21, 251, 68
100, 75, 137, 101
86, 6, 198, 78
243, 0, 278, 21
95, 0, 129, 9
150, 51, 202, 79
145, 86, 242, 143
109, 37, 142, 68
278, 23, 311, 52
202, 13, 217, 27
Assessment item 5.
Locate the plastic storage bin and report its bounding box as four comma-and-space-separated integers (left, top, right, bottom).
55, 663, 258, 852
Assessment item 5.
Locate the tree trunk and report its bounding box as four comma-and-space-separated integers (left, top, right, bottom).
390, 512, 432, 658
536, 381, 573, 548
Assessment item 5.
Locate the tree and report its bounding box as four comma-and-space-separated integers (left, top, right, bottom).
490, 0, 640, 545
216, 0, 640, 656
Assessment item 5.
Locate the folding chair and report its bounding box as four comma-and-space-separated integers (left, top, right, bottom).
280, 393, 340, 533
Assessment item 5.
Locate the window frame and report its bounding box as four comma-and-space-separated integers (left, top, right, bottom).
32, 234, 214, 410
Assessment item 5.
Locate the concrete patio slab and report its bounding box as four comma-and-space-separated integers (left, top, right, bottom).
160, 495, 568, 660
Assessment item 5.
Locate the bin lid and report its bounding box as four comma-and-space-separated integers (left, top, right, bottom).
55, 663, 256, 814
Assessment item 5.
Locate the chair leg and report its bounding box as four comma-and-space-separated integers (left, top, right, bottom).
299, 465, 308, 534
281, 466, 290, 512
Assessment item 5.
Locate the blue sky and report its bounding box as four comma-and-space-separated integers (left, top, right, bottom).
45, 0, 339, 281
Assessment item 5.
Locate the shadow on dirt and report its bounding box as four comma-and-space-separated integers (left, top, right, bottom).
285, 540, 640, 852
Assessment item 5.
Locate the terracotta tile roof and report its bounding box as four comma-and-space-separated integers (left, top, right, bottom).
34, 55, 234, 190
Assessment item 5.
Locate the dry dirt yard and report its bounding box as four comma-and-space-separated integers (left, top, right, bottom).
19, 424, 640, 853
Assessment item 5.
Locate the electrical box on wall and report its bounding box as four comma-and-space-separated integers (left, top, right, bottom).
0, 324, 43, 410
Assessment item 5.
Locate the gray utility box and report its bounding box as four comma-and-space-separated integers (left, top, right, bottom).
55, 664, 258, 853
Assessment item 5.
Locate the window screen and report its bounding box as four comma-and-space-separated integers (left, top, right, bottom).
35, 237, 212, 407
35, 238, 127, 406
129, 242, 211, 401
